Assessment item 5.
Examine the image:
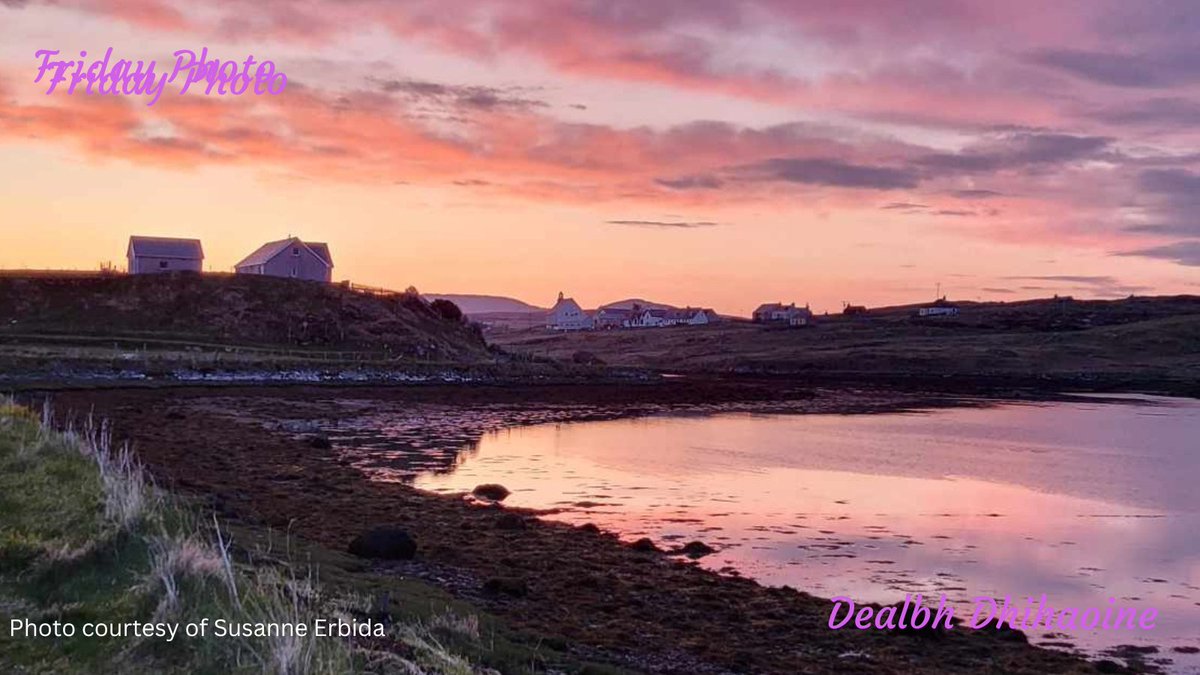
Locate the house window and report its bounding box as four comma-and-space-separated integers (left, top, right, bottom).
159, 260, 169, 269
292, 247, 300, 256
291, 267, 297, 278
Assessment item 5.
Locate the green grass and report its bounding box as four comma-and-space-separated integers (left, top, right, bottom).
0, 401, 352, 673
0, 401, 636, 675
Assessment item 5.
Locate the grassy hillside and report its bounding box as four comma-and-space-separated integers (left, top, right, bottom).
0, 273, 488, 356
0, 273, 492, 363
490, 295, 1200, 389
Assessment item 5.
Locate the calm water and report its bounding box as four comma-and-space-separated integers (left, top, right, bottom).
377, 395, 1199, 668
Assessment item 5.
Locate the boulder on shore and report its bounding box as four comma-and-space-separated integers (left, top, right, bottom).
678, 541, 716, 558
472, 483, 511, 501
348, 526, 417, 560
630, 537, 661, 553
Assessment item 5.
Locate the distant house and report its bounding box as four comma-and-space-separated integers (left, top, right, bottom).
595, 303, 719, 329
753, 302, 813, 326
669, 308, 719, 326
234, 237, 333, 282
917, 306, 960, 317
628, 307, 670, 328
127, 236, 203, 275
546, 292, 593, 330
843, 304, 868, 316
595, 306, 634, 329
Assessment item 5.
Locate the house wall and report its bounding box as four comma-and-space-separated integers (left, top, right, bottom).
240, 245, 331, 282
128, 254, 202, 274
547, 300, 592, 330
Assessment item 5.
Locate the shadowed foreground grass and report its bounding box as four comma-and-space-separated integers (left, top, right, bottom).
0, 401, 522, 674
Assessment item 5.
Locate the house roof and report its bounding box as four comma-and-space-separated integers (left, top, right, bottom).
754, 303, 812, 316
235, 237, 333, 269
551, 296, 583, 310
597, 307, 633, 318
127, 236, 203, 260
306, 242, 333, 267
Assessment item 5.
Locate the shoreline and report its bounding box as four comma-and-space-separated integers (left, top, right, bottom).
33, 379, 1150, 673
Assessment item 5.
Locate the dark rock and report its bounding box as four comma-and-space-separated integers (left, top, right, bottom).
678, 541, 716, 558
495, 513, 527, 530
306, 434, 333, 450
1095, 660, 1124, 674
994, 624, 1028, 643
630, 538, 660, 553
472, 483, 511, 501
482, 577, 528, 597
348, 526, 417, 560
579, 523, 601, 534
165, 410, 186, 420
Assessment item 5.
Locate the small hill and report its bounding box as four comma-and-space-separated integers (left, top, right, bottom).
423, 293, 545, 315
599, 298, 675, 311
0, 273, 491, 362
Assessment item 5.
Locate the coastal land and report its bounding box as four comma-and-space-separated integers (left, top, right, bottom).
34, 382, 1130, 674
4, 274, 1195, 672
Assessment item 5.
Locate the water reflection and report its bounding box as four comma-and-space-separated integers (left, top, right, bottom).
397, 397, 1200, 668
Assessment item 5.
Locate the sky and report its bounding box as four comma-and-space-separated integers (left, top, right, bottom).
2, 1, 1200, 315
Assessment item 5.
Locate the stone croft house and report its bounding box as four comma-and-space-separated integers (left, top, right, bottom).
753, 302, 813, 326
234, 237, 333, 282
127, 236, 204, 274
546, 292, 594, 331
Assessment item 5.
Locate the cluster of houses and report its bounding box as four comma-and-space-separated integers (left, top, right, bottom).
126, 235, 334, 282
546, 293, 963, 332
126, 236, 964, 330
547, 294, 825, 331
546, 293, 720, 331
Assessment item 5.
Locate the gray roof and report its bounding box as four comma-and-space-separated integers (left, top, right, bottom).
306, 242, 333, 267
754, 303, 811, 316
235, 237, 333, 269
754, 303, 786, 314
127, 236, 203, 260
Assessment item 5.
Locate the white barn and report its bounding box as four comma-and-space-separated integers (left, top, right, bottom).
127, 236, 204, 274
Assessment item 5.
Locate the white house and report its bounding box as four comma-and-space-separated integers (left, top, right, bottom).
546, 292, 593, 330
234, 237, 333, 282
675, 308, 718, 325
753, 302, 813, 326
917, 306, 960, 317
597, 303, 715, 326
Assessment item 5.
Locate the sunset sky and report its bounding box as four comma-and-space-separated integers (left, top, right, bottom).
2, 1, 1200, 314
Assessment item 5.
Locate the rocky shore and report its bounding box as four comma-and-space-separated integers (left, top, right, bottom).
44, 380, 1133, 673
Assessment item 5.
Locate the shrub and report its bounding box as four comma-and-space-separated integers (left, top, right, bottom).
430, 299, 464, 323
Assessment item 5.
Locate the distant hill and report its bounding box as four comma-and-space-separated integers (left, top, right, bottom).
599, 298, 676, 311
0, 274, 492, 362
424, 294, 545, 315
